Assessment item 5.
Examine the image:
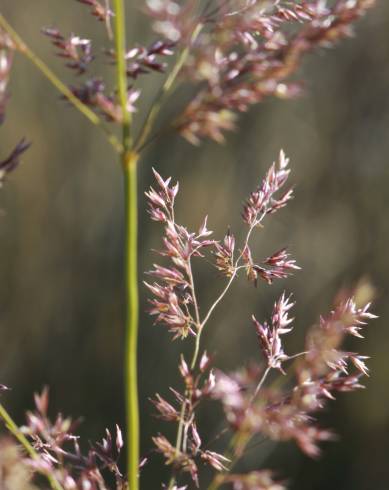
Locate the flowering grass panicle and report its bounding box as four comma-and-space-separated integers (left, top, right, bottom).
143, 152, 376, 489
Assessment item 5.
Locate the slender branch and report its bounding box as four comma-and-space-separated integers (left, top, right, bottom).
251, 366, 271, 401
200, 220, 258, 330
188, 261, 201, 327
188, 259, 202, 369
287, 351, 309, 361
135, 23, 203, 153
207, 218, 276, 490
0, 13, 122, 153
167, 257, 201, 490
200, 270, 238, 331
166, 401, 187, 490
0, 403, 64, 490
179, 259, 202, 461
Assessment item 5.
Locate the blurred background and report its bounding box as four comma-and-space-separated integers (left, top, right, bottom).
1, 1, 389, 489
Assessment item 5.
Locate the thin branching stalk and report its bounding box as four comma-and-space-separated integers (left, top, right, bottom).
200, 220, 258, 330
167, 220, 259, 489
0, 403, 64, 490
188, 259, 202, 369
134, 23, 203, 153
112, 1, 139, 489
251, 366, 271, 401
0, 13, 122, 153
167, 256, 201, 490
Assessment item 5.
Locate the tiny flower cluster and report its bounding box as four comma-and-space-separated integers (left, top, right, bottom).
253, 292, 295, 372
20, 388, 126, 490
77, 0, 113, 26
304, 296, 376, 378
242, 150, 293, 226
0, 139, 31, 188
42, 27, 93, 75
243, 245, 299, 286
40, 1, 129, 119
106, 40, 175, 79
214, 230, 235, 277
240, 151, 298, 286
145, 169, 214, 339
69, 78, 140, 121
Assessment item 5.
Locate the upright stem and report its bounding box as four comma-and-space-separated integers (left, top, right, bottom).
113, 0, 132, 149
123, 153, 139, 490
112, 1, 139, 489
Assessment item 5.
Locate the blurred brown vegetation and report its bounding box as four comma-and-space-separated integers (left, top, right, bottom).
1, 1, 389, 489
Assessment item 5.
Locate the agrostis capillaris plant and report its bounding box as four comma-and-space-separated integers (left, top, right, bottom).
0, 1, 377, 489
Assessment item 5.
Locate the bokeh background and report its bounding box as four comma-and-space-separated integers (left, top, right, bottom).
1, 1, 389, 488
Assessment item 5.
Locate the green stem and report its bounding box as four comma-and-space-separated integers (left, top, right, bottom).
112, 0, 132, 150
123, 153, 139, 490
112, 2, 139, 489
0, 13, 122, 153
0, 403, 64, 490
